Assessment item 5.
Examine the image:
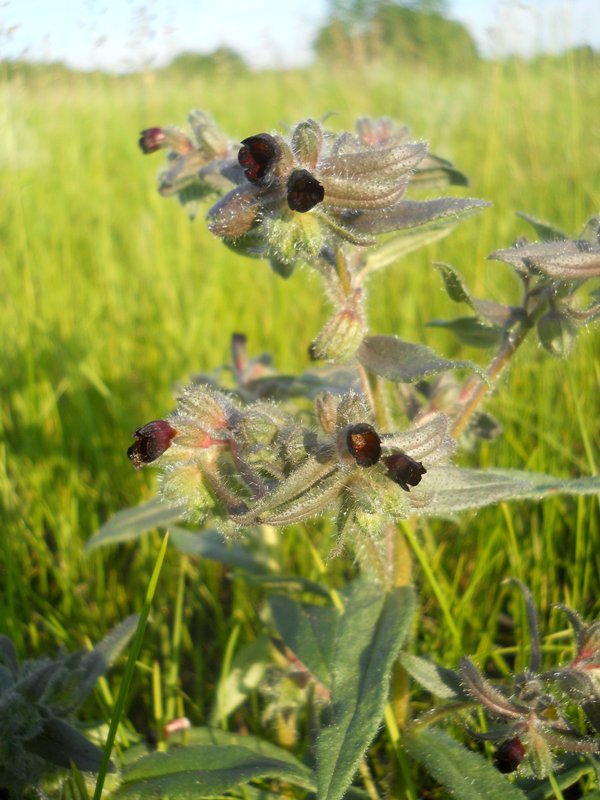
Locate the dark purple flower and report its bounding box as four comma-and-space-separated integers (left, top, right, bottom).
383, 453, 426, 491
346, 424, 382, 467
139, 127, 167, 154
287, 169, 324, 212
493, 737, 526, 773
238, 133, 280, 184
128, 420, 178, 469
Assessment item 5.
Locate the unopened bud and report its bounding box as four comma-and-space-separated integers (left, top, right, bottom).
311, 291, 366, 362
383, 453, 426, 491
287, 169, 324, 212
139, 127, 166, 154
493, 737, 525, 773
128, 420, 177, 468
139, 127, 194, 155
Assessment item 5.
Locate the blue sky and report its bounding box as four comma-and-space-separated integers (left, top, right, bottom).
3, 0, 600, 71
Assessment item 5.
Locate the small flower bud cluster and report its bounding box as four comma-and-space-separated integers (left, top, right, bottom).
127, 385, 454, 542
139, 111, 483, 280
445, 584, 600, 779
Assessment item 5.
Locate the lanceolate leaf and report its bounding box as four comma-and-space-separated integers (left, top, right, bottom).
516, 211, 568, 242
115, 743, 315, 798
25, 717, 111, 773
357, 335, 486, 383
316, 581, 415, 800
434, 262, 474, 305
426, 317, 504, 349
415, 466, 600, 518
399, 653, 466, 700
86, 498, 184, 552
268, 595, 338, 687
403, 727, 527, 800
170, 526, 273, 573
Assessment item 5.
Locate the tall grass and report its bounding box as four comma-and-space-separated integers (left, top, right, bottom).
1, 53, 599, 741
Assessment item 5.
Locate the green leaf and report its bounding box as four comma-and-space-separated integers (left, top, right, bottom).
489, 240, 600, 280
416, 466, 600, 518
211, 637, 271, 723
403, 727, 527, 800
434, 262, 475, 305
86, 498, 183, 552
25, 717, 111, 773
94, 615, 140, 667
241, 573, 332, 599
114, 743, 315, 798
316, 582, 415, 800
361, 224, 456, 277
268, 595, 338, 686
399, 653, 465, 700
170, 527, 273, 574
536, 310, 577, 357
516, 211, 568, 242
357, 335, 486, 383
427, 317, 504, 349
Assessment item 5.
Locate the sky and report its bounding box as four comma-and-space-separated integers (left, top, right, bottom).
2, 0, 600, 72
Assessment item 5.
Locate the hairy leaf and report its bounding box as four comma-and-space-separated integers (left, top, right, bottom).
170, 526, 273, 573
316, 582, 415, 800
399, 653, 466, 700
516, 212, 568, 242
416, 466, 600, 518
427, 317, 504, 348
25, 717, 112, 773
86, 498, 183, 551
115, 743, 315, 798
403, 727, 527, 799
357, 335, 486, 383
268, 595, 338, 687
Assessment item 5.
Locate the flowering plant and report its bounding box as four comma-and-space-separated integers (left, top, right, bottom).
89, 110, 600, 799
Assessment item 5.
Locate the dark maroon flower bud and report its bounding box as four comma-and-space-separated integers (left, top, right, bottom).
347, 424, 382, 467
238, 133, 280, 184
287, 169, 325, 212
493, 737, 525, 773
139, 127, 167, 154
128, 420, 178, 469
383, 453, 426, 491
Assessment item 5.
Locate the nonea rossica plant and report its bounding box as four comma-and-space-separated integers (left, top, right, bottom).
89, 110, 600, 799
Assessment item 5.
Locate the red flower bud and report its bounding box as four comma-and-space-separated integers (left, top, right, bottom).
493, 737, 525, 773
128, 420, 178, 469
347, 424, 382, 467
238, 133, 280, 184
139, 127, 167, 154
287, 169, 324, 212
383, 453, 426, 491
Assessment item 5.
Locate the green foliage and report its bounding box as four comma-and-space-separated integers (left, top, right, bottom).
0, 619, 136, 798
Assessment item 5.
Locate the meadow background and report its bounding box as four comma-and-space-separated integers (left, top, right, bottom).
1, 3, 600, 788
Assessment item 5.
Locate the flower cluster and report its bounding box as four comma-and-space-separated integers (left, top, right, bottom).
140, 111, 486, 280
442, 584, 600, 778
128, 385, 455, 545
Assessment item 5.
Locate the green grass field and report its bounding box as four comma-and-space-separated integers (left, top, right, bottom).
1, 52, 600, 793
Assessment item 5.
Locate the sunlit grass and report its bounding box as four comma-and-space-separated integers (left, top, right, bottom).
1, 55, 599, 752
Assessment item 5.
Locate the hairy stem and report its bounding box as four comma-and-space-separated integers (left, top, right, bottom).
451, 309, 537, 439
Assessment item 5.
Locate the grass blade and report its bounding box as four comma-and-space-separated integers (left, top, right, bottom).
92, 531, 170, 800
